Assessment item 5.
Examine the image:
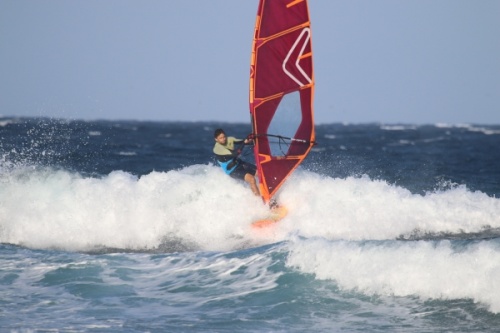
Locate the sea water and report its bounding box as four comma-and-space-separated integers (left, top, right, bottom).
1, 117, 500, 332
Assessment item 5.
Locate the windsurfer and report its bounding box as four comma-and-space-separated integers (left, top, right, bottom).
213, 128, 260, 196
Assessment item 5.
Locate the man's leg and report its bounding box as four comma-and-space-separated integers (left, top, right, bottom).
244, 173, 260, 196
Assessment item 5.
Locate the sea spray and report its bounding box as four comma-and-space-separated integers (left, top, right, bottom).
0, 166, 267, 251
2, 165, 500, 252
278, 171, 500, 240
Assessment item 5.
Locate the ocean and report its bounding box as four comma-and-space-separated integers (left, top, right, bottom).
1, 117, 500, 332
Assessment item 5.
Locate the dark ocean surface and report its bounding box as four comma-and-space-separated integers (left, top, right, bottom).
1, 117, 500, 332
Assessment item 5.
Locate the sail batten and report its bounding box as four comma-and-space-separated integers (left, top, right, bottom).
249, 0, 315, 204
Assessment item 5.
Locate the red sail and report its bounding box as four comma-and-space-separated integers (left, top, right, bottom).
249, 0, 315, 204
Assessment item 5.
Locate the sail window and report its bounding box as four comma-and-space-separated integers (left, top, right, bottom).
267, 91, 302, 157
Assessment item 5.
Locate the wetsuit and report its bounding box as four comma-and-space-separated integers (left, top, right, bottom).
213, 137, 256, 180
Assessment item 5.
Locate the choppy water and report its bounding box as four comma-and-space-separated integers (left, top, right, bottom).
1, 117, 500, 332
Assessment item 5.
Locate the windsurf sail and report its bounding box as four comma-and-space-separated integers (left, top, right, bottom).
249, 0, 315, 204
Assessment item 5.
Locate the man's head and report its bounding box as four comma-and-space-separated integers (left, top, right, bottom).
214, 128, 227, 145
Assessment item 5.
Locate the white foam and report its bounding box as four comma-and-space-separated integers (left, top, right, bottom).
0, 119, 15, 127
380, 125, 417, 131
274, 172, 500, 241
286, 237, 500, 312
125, 250, 281, 305
435, 123, 500, 135
467, 126, 500, 135
1, 166, 499, 251
0, 165, 267, 251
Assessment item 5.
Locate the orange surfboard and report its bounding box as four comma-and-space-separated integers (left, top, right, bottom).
251, 206, 288, 229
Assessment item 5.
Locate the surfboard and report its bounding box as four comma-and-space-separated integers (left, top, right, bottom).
251, 206, 289, 229
248, 0, 316, 228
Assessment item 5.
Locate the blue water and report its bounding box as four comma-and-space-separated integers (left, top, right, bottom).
1, 117, 500, 332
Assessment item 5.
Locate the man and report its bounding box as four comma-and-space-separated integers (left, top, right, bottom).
213, 128, 260, 196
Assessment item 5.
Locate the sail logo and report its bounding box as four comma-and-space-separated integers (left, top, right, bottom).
282, 27, 312, 87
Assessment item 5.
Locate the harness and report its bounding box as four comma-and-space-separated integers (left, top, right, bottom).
216, 158, 240, 175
